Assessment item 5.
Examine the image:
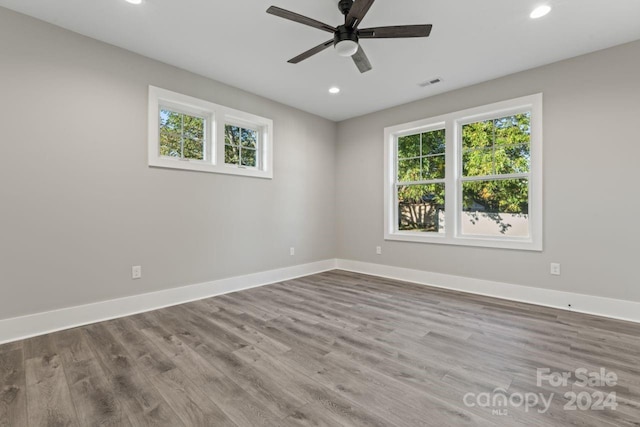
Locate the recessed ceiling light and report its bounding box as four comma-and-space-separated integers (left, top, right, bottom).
329, 87, 341, 94
530, 5, 551, 19
125, 0, 143, 5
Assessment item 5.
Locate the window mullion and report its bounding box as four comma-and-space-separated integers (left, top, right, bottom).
445, 118, 456, 239
180, 114, 185, 159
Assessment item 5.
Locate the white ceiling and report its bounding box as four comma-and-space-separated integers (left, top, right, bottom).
2, 0, 640, 121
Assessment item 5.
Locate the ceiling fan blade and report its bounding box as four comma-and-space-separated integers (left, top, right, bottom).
288, 39, 334, 64
267, 6, 336, 33
352, 45, 372, 73
345, 0, 375, 28
359, 24, 432, 38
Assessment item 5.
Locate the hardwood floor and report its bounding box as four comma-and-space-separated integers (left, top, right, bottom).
2, 270, 639, 426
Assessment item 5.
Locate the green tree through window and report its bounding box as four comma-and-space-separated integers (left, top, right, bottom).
462, 113, 530, 216
159, 109, 205, 160
395, 114, 531, 234
225, 125, 258, 167
397, 129, 445, 232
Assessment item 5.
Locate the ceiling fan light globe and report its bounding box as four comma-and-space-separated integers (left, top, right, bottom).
335, 40, 359, 57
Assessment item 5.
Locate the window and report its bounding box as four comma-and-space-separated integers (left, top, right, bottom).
225, 124, 258, 168
397, 128, 446, 233
160, 109, 206, 161
384, 94, 542, 250
148, 86, 273, 178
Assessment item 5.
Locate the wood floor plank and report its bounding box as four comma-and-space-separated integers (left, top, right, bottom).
103, 317, 176, 377
0, 348, 27, 427
234, 344, 420, 427
150, 367, 237, 426
55, 329, 133, 427
3, 269, 640, 425
284, 403, 348, 427
24, 335, 79, 427
137, 318, 285, 426
82, 323, 182, 426
152, 304, 310, 420
0, 341, 23, 354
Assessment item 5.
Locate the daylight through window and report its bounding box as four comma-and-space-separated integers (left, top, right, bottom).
148, 86, 273, 178
384, 94, 542, 251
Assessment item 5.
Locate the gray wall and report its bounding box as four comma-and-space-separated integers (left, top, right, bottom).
0, 8, 337, 319
336, 39, 640, 302
2, 6, 639, 322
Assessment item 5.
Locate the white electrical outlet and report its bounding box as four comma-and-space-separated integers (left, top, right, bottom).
376, 246, 382, 255
550, 263, 561, 276
132, 265, 142, 279
290, 247, 295, 256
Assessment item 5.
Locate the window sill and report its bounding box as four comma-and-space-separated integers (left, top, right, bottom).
384, 231, 542, 251
149, 158, 272, 179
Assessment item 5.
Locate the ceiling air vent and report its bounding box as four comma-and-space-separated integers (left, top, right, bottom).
418, 78, 442, 87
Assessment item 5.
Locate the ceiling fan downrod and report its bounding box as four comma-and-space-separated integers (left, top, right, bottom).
338, 0, 354, 16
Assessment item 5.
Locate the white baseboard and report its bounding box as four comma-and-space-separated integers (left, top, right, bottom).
2, 258, 637, 345
335, 259, 640, 324
0, 259, 337, 345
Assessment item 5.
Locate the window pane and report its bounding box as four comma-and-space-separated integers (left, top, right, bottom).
462, 179, 529, 237
241, 128, 257, 148
462, 113, 531, 177
183, 116, 204, 140
463, 144, 530, 177
159, 108, 205, 160
422, 155, 445, 180
241, 148, 257, 167
160, 109, 180, 131
183, 138, 204, 160
398, 134, 420, 159
225, 125, 240, 146
225, 145, 239, 165
398, 158, 420, 182
494, 113, 531, 146
422, 129, 445, 155
159, 129, 181, 157
495, 144, 530, 174
462, 148, 494, 177
397, 184, 445, 233
462, 120, 493, 150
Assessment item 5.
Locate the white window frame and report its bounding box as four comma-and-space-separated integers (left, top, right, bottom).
384, 94, 543, 251
223, 118, 262, 171
148, 86, 273, 179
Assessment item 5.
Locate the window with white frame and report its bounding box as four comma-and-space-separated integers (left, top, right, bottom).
148, 86, 273, 179
225, 123, 259, 168
159, 108, 207, 161
384, 94, 542, 251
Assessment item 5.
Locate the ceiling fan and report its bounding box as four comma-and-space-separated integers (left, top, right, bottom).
267, 0, 432, 73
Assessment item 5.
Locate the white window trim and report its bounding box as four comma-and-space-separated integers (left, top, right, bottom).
148, 86, 273, 179
384, 93, 543, 251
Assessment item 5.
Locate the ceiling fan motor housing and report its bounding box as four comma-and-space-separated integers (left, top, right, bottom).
334, 25, 359, 56
334, 25, 358, 46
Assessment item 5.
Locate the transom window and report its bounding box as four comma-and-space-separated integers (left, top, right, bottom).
384, 94, 542, 251
148, 86, 273, 179
225, 124, 258, 168
160, 109, 206, 161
